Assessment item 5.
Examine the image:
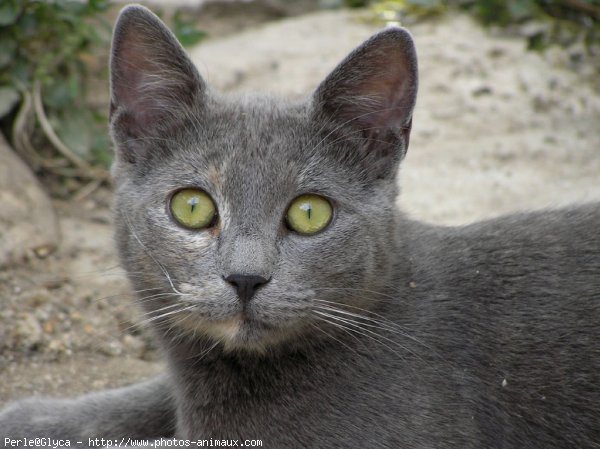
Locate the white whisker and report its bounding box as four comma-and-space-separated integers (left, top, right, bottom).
308, 321, 360, 356
123, 211, 191, 297
313, 310, 414, 361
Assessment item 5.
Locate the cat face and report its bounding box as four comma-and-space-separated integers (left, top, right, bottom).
109, 6, 417, 352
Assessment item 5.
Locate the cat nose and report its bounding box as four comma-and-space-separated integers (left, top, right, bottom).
224, 274, 270, 304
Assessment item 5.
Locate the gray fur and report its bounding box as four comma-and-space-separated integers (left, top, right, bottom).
1, 4, 599, 448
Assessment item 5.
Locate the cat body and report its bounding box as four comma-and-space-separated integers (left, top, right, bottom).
1, 5, 599, 448
162, 207, 600, 449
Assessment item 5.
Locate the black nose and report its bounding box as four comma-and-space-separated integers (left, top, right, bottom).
224, 274, 270, 304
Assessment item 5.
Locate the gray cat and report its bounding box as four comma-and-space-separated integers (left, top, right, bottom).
1, 4, 599, 449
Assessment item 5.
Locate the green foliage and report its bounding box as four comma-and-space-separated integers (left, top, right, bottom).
0, 1, 209, 186
459, 0, 600, 51
172, 10, 207, 47
0, 0, 112, 177
370, 0, 447, 22
369, 0, 600, 51
344, 0, 370, 7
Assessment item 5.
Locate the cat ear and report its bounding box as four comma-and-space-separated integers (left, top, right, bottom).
312, 27, 418, 179
109, 5, 204, 162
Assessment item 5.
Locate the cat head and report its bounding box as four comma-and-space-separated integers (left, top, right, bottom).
109, 5, 418, 353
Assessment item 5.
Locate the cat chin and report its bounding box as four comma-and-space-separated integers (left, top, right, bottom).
174, 312, 304, 354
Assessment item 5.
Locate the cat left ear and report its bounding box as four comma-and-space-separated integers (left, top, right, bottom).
312, 27, 418, 179
109, 5, 205, 162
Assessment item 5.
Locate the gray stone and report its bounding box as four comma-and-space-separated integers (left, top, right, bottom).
0, 134, 60, 267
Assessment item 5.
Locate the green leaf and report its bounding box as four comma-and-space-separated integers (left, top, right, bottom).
175, 26, 207, 47
508, 0, 535, 21
18, 9, 39, 38
91, 134, 112, 168
0, 85, 20, 118
345, 0, 369, 7
10, 61, 30, 85
0, 38, 17, 69
173, 12, 207, 47
55, 109, 93, 158
43, 77, 77, 109
87, 0, 110, 13
0, 0, 21, 26
408, 0, 443, 7
60, 1, 88, 17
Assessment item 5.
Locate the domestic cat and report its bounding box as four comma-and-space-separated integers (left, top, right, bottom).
1, 4, 599, 448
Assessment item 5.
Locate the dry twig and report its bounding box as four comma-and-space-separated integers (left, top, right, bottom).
31, 79, 110, 181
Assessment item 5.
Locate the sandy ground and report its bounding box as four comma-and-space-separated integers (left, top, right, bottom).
1, 9, 599, 406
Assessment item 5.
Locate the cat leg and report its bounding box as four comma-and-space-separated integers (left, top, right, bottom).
0, 374, 175, 446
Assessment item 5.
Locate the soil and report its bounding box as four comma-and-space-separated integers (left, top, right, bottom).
1, 6, 599, 406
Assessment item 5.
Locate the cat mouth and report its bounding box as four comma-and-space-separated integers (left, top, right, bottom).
200, 313, 276, 347
176, 305, 296, 351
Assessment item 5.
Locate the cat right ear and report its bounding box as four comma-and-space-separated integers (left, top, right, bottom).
312, 27, 418, 179
109, 5, 205, 163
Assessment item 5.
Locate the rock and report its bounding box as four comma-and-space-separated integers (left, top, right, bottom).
0, 134, 60, 267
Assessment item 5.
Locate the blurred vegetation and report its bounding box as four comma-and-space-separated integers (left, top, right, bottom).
172, 9, 208, 47
0, 0, 206, 197
352, 0, 600, 51
466, 0, 600, 52
0, 0, 112, 189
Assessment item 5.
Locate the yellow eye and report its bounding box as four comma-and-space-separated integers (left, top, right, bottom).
170, 189, 217, 229
286, 194, 333, 235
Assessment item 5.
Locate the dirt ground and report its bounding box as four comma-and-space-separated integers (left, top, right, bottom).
1, 7, 599, 406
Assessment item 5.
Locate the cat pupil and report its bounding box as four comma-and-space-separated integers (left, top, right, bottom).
188, 197, 199, 213
300, 202, 312, 219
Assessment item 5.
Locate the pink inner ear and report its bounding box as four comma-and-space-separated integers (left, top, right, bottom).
359, 79, 412, 129
346, 45, 416, 133
112, 28, 163, 116
110, 15, 201, 134
112, 68, 166, 135
315, 29, 417, 139
312, 28, 418, 175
